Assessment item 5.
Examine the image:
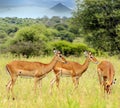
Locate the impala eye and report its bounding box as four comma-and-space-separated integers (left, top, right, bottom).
90, 56, 93, 58
59, 55, 62, 57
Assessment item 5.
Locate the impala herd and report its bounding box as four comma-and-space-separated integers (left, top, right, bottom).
5, 50, 116, 100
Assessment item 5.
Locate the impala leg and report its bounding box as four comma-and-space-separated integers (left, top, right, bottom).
49, 77, 56, 94
39, 80, 42, 89
76, 77, 79, 85
56, 74, 60, 89
97, 69, 103, 93
103, 76, 110, 94
39, 80, 42, 96
107, 86, 111, 94
103, 80, 106, 94
34, 77, 38, 94
72, 76, 79, 93
34, 77, 42, 94
97, 69, 102, 85
6, 80, 12, 99
55, 71, 61, 91
10, 76, 17, 100
49, 72, 61, 94
6, 80, 11, 87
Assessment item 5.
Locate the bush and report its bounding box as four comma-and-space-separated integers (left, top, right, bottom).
51, 40, 96, 56
1, 24, 58, 57
58, 31, 75, 42
4, 41, 46, 57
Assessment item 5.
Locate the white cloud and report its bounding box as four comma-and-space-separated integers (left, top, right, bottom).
0, 0, 75, 8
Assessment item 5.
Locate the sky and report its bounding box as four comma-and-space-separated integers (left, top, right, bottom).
0, 0, 75, 18
0, 0, 75, 8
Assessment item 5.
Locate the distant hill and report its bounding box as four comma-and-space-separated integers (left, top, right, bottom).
50, 3, 72, 13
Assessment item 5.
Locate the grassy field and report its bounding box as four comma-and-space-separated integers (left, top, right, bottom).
0, 54, 120, 108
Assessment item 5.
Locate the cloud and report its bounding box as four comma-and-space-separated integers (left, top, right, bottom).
0, 0, 74, 5
0, 0, 75, 18
0, 0, 75, 8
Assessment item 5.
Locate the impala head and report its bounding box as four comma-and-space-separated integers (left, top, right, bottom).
53, 49, 67, 63
104, 81, 112, 94
84, 51, 98, 64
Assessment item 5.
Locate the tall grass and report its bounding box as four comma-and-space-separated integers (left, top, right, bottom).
0, 54, 120, 108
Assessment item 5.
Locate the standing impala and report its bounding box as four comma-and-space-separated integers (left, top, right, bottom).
6, 50, 67, 100
97, 61, 115, 94
50, 51, 98, 93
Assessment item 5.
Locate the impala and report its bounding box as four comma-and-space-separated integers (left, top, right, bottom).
6, 50, 67, 100
50, 51, 98, 93
97, 60, 115, 94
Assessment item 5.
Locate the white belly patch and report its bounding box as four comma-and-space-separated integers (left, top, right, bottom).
58, 68, 71, 77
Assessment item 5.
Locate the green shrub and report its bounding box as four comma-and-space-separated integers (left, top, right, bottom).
58, 31, 75, 42
51, 40, 96, 56
1, 24, 57, 57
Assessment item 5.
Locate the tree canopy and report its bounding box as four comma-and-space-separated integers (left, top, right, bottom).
73, 0, 120, 55
0, 17, 82, 57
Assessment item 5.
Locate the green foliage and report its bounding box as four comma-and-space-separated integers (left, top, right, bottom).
50, 16, 61, 23
73, 0, 120, 55
115, 24, 120, 53
0, 17, 96, 56
0, 30, 8, 44
58, 30, 75, 42
1, 24, 58, 57
51, 40, 95, 56
54, 23, 68, 31
0, 21, 19, 37
6, 41, 46, 57
5, 25, 18, 35
15, 27, 36, 42
14, 24, 56, 42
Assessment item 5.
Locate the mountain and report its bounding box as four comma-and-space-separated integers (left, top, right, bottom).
50, 3, 72, 13
0, 2, 73, 18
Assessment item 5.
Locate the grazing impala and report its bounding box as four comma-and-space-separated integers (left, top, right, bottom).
6, 50, 67, 100
50, 51, 98, 93
97, 61, 115, 94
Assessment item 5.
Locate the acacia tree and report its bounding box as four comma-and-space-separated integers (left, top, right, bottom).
2, 25, 57, 56
73, 0, 120, 55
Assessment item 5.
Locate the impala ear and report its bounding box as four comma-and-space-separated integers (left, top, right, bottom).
57, 50, 61, 54
84, 51, 88, 57
53, 48, 57, 54
53, 49, 61, 55
89, 52, 92, 55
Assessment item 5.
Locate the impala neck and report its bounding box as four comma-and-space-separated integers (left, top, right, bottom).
81, 57, 90, 72
43, 56, 58, 74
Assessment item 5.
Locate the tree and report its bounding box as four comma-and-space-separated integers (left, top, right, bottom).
58, 30, 75, 42
2, 24, 57, 57
54, 23, 68, 31
73, 0, 120, 55
0, 30, 8, 44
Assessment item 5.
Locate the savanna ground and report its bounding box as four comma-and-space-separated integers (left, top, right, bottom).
0, 54, 120, 108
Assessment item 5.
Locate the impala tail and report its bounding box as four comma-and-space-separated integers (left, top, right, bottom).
6, 64, 11, 75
